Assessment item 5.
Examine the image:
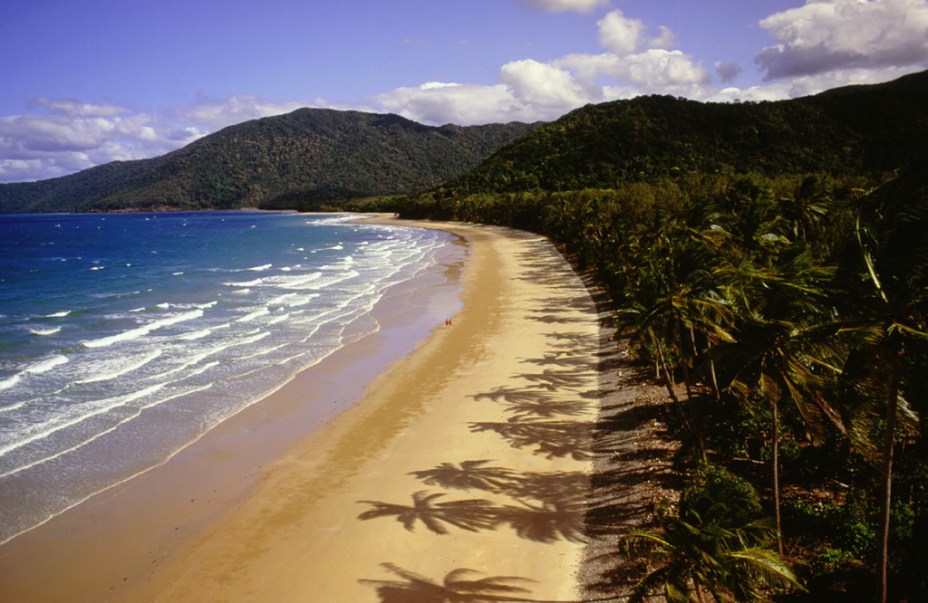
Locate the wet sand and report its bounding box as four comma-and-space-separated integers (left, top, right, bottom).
0, 219, 622, 602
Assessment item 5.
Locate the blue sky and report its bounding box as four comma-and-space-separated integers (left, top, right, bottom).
2, 0, 927, 183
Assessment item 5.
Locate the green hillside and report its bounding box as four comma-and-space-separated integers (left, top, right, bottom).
444, 70, 928, 194
0, 109, 538, 213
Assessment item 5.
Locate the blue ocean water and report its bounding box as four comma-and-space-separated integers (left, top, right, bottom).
0, 211, 460, 544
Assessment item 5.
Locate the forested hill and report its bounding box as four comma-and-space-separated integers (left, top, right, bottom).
0, 109, 539, 214
445, 70, 928, 194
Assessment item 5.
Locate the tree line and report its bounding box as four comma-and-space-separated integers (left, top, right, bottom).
397, 162, 928, 602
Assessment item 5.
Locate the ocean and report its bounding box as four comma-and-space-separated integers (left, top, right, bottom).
0, 211, 462, 545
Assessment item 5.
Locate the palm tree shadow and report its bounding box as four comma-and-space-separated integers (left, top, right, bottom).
358, 491, 497, 535
360, 563, 543, 603
521, 353, 595, 369
474, 386, 553, 405
505, 398, 591, 420
410, 460, 518, 493
517, 369, 593, 389
498, 500, 588, 544
409, 460, 588, 505
469, 421, 592, 461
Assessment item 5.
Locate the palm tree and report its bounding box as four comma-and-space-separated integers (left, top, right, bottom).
626, 464, 803, 602
835, 162, 928, 602
777, 175, 829, 244
619, 223, 734, 455
716, 247, 844, 555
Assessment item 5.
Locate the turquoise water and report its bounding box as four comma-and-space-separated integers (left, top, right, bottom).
0, 211, 459, 544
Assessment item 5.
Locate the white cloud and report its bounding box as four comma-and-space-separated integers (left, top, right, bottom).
499, 59, 592, 109
756, 0, 928, 79
375, 82, 526, 124
375, 8, 713, 126
519, 0, 610, 14
776, 64, 923, 97
29, 98, 132, 118
598, 10, 646, 56
649, 25, 676, 50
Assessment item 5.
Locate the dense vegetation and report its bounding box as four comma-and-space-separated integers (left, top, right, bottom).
403, 163, 928, 602
0, 110, 538, 214
398, 72, 928, 602
445, 71, 928, 195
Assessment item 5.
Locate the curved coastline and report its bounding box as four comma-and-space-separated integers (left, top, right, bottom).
0, 217, 667, 602
0, 217, 466, 601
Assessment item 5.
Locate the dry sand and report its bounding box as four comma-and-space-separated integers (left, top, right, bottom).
0, 218, 678, 602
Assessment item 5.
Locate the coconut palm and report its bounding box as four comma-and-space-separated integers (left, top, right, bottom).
626, 465, 803, 602
835, 163, 928, 602
716, 246, 844, 555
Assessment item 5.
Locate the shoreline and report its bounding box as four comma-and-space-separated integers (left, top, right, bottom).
0, 216, 467, 602
1, 217, 677, 602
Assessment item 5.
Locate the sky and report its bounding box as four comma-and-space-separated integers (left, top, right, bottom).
1, 0, 927, 183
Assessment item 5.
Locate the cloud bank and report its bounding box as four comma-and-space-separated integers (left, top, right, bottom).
2, 0, 927, 183
757, 0, 928, 80
376, 9, 709, 125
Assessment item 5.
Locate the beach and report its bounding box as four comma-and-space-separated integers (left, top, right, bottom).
0, 218, 675, 602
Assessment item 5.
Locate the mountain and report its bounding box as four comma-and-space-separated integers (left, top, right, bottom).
444, 70, 928, 195
0, 109, 539, 213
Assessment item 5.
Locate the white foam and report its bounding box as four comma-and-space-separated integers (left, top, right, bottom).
178, 329, 212, 341
76, 349, 163, 384
0, 355, 70, 392
285, 293, 321, 308
26, 355, 69, 375
267, 313, 290, 325
237, 307, 270, 323
28, 327, 61, 336
82, 309, 204, 349
223, 278, 265, 287
0, 382, 169, 460
247, 263, 272, 272
0, 381, 215, 480
45, 311, 71, 318
0, 375, 21, 392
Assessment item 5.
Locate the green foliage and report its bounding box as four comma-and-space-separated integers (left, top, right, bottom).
0, 110, 538, 214
403, 148, 928, 599
626, 464, 803, 602
446, 71, 928, 196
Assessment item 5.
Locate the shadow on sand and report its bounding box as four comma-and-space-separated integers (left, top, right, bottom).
356, 237, 679, 602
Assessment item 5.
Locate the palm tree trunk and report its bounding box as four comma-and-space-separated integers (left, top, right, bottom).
878, 356, 900, 603
709, 358, 721, 401
654, 338, 679, 404
772, 398, 784, 557
681, 325, 708, 460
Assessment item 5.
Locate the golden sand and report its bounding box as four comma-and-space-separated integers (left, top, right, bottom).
1, 219, 630, 602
